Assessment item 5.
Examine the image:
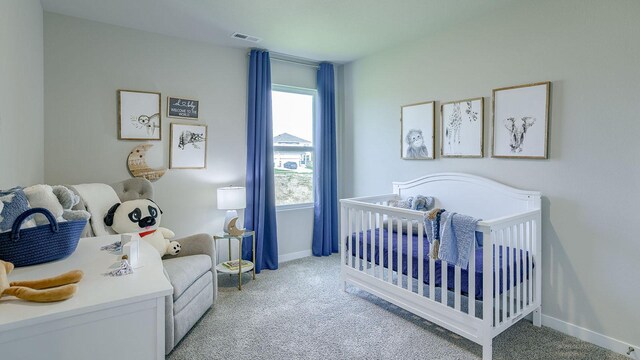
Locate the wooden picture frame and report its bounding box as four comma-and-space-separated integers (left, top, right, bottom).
492, 82, 550, 159
440, 97, 484, 158
400, 101, 435, 160
167, 96, 199, 120
118, 90, 162, 140
169, 123, 207, 169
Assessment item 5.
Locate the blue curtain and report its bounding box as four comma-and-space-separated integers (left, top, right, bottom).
312, 63, 339, 256
244, 49, 278, 272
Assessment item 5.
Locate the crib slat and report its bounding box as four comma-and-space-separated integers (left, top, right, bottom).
387, 217, 393, 283
363, 211, 369, 273
494, 229, 500, 326
407, 220, 413, 292
528, 220, 533, 306
454, 264, 461, 311
348, 208, 353, 269
397, 218, 403, 288
502, 228, 507, 323
356, 210, 361, 271
516, 223, 522, 314
510, 226, 515, 317
469, 236, 476, 317
418, 222, 424, 297
442, 259, 448, 306
369, 211, 374, 276
429, 240, 435, 301
372, 212, 377, 277
378, 212, 384, 280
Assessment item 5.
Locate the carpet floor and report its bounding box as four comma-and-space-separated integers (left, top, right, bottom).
168, 255, 625, 360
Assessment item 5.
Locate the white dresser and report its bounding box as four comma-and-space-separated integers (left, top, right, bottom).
0, 235, 172, 360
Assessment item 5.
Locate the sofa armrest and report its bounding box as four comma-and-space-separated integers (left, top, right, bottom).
164, 233, 217, 304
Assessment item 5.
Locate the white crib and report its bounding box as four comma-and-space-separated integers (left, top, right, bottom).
340, 173, 542, 360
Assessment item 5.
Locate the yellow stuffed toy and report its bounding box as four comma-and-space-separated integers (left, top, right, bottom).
0, 260, 83, 303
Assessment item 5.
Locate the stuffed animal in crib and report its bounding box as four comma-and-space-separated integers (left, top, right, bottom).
23, 185, 90, 224
412, 195, 435, 212
104, 199, 181, 257
0, 260, 83, 303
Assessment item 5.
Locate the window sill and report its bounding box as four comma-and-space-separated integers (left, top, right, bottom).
276, 203, 314, 212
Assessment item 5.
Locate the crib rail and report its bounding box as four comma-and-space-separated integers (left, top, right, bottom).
339, 196, 541, 346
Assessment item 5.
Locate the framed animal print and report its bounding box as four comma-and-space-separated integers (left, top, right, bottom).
401, 101, 435, 160
441, 97, 484, 157
492, 82, 550, 159
170, 123, 207, 169
118, 90, 161, 140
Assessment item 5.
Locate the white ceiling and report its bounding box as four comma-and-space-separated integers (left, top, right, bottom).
40, 0, 519, 63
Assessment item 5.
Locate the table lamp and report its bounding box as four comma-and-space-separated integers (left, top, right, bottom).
217, 186, 246, 235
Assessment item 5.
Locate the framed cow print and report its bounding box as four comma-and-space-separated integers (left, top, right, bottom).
492, 82, 550, 159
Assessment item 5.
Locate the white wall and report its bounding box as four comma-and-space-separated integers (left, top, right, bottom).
43, 13, 315, 262
0, 0, 44, 188
43, 13, 246, 240
342, 0, 639, 351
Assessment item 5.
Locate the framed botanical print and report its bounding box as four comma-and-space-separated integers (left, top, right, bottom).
441, 97, 484, 157
170, 123, 207, 169
492, 82, 550, 159
401, 101, 435, 160
118, 90, 161, 140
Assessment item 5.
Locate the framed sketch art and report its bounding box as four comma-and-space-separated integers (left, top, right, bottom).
492, 82, 550, 159
118, 90, 161, 140
170, 123, 207, 169
401, 101, 435, 160
441, 97, 484, 157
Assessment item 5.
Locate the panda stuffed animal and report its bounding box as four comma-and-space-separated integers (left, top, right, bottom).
104, 199, 181, 257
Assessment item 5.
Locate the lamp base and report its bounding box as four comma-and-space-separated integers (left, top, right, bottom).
223, 210, 237, 233
223, 210, 241, 234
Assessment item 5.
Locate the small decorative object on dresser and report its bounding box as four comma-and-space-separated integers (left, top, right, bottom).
441, 97, 484, 158
118, 89, 162, 140
401, 101, 435, 160
127, 144, 166, 182
170, 123, 207, 169
492, 81, 550, 159
167, 96, 199, 120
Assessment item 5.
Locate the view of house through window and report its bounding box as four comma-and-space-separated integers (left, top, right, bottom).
272, 86, 315, 206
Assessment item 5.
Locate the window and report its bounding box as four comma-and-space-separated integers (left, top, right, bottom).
272, 85, 315, 207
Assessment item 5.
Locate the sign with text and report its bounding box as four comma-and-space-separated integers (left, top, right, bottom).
167, 97, 199, 119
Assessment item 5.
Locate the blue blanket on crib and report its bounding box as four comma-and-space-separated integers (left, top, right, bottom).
437, 211, 479, 268
348, 228, 532, 300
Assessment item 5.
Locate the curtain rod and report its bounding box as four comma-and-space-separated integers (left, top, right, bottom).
247, 51, 320, 69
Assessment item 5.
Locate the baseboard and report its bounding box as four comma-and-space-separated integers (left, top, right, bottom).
279, 250, 312, 263
542, 314, 637, 358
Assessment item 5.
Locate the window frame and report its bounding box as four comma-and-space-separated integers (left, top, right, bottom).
271, 84, 317, 210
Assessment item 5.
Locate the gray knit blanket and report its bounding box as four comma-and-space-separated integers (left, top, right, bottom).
424, 211, 479, 269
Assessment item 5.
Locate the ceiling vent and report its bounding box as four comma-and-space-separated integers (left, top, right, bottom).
231, 32, 261, 43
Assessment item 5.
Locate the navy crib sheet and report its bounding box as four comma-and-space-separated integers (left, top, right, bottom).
347, 228, 532, 300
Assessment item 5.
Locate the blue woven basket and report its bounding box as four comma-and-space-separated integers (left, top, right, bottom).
0, 208, 87, 267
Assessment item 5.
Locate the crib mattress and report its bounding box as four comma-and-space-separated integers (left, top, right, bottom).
348, 229, 532, 300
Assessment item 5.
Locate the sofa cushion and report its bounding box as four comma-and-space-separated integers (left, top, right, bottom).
163, 255, 212, 300
173, 270, 212, 314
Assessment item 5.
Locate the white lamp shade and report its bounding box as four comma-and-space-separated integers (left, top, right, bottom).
217, 186, 246, 210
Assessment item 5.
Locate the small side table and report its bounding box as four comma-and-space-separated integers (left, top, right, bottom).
213, 231, 256, 290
